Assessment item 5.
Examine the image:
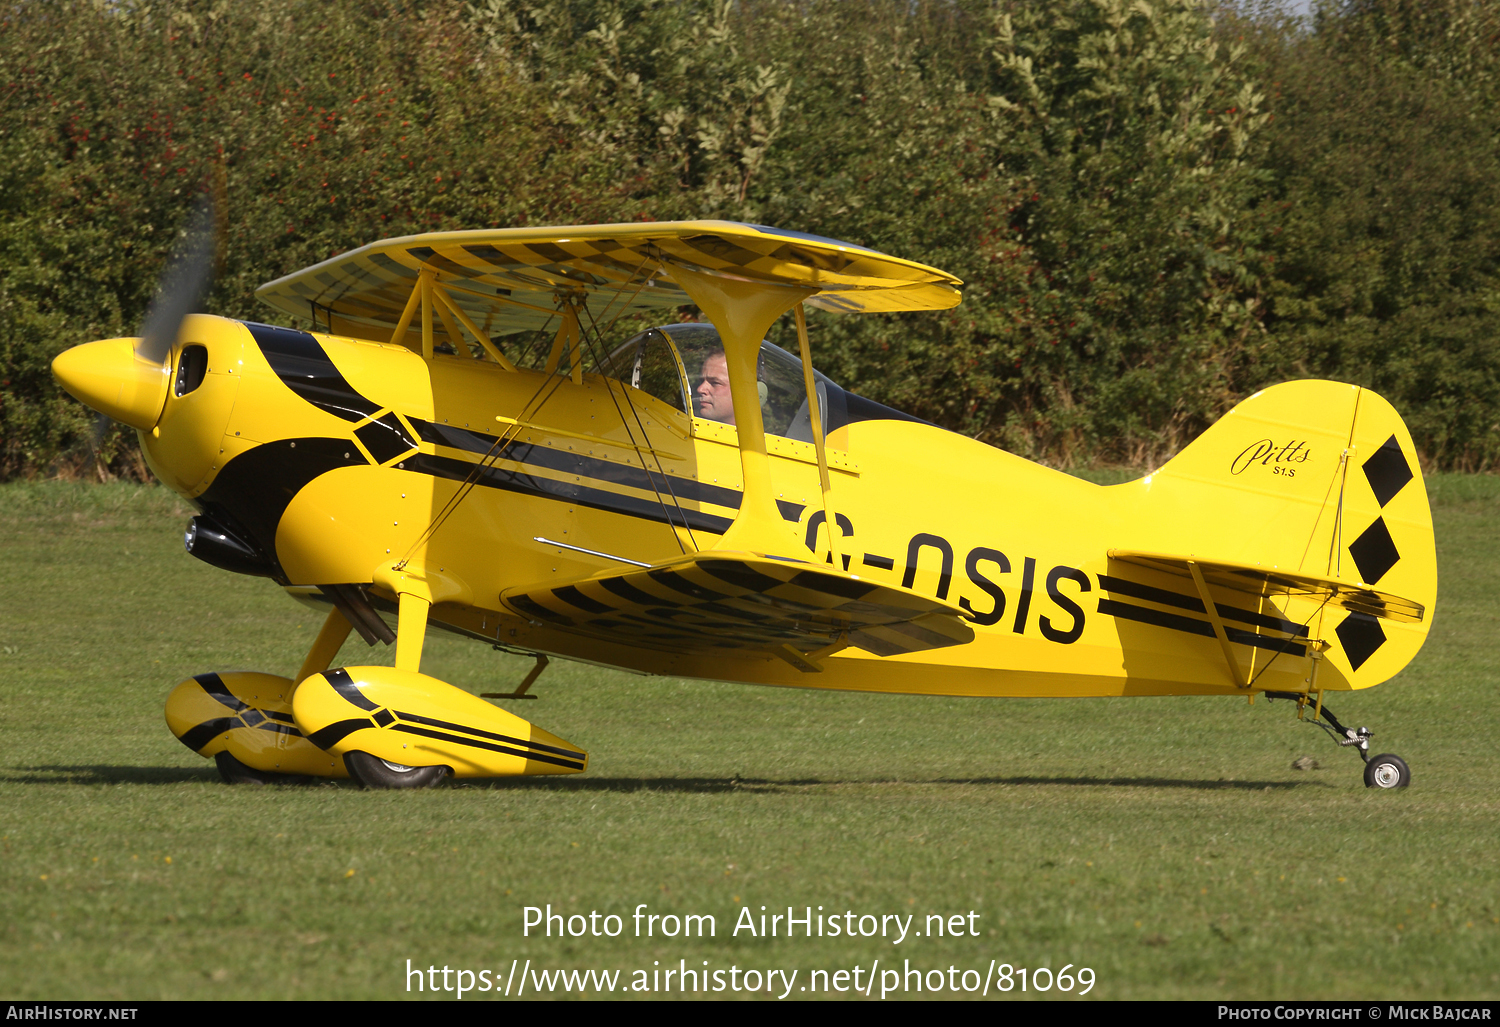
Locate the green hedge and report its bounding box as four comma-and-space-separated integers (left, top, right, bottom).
3, 0, 1496, 478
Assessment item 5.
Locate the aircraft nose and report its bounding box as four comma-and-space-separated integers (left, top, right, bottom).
51, 338, 171, 431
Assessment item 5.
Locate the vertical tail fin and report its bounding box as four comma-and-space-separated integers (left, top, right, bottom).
1138, 380, 1435, 689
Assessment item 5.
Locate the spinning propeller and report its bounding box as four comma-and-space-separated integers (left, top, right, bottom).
136, 195, 218, 368
55, 190, 222, 447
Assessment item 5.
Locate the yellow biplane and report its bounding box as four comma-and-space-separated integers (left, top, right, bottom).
52, 213, 1435, 789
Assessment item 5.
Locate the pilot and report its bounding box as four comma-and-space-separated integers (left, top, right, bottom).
693, 350, 735, 425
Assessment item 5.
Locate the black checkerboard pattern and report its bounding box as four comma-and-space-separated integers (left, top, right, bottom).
501, 553, 974, 661
256, 221, 964, 345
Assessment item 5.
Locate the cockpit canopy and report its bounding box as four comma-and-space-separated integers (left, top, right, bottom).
600, 322, 920, 443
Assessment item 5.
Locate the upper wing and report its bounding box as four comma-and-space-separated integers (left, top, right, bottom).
255, 221, 963, 345
1108, 550, 1425, 624
499, 551, 974, 672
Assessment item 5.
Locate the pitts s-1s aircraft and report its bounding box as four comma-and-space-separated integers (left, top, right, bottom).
52, 214, 1435, 789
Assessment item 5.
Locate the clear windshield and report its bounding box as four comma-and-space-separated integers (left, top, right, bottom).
663, 323, 832, 441
598, 322, 857, 443
600, 328, 687, 412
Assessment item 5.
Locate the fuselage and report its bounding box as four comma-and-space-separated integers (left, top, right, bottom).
105, 313, 1435, 701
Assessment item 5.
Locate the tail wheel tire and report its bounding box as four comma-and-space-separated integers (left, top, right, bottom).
215, 751, 313, 786
344, 751, 448, 790
1364, 753, 1411, 789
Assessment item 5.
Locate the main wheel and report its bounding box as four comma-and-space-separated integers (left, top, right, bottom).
344, 751, 448, 790
1363, 753, 1411, 789
215, 751, 313, 786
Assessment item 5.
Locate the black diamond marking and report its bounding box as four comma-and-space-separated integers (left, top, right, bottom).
354, 412, 417, 464
1335, 612, 1387, 671
1349, 517, 1400, 584
1362, 435, 1414, 507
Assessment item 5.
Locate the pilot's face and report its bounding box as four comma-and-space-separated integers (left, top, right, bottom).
694, 352, 735, 425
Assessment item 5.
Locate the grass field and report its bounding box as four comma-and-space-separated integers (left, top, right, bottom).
1, 476, 1496, 1000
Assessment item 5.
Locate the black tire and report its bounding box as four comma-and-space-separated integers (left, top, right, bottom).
215, 751, 313, 786
344, 750, 448, 790
1363, 753, 1411, 789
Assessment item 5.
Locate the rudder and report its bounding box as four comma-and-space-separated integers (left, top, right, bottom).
1144, 380, 1435, 690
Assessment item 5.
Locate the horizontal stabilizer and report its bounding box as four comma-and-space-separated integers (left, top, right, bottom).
500, 551, 974, 666
1108, 550, 1424, 624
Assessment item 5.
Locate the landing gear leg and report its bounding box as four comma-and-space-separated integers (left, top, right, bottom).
1265, 690, 1411, 789
294, 607, 354, 686
327, 582, 452, 789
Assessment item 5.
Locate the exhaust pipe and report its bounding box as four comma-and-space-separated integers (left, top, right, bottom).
185, 513, 275, 577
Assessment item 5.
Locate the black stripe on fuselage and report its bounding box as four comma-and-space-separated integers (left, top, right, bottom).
407, 420, 807, 525
244, 322, 382, 422
409, 418, 742, 511
196, 438, 368, 583
408, 452, 736, 535
1099, 598, 1307, 657
1099, 598, 1215, 639
1098, 575, 1308, 637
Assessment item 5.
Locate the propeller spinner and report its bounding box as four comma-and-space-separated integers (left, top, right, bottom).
53, 195, 218, 432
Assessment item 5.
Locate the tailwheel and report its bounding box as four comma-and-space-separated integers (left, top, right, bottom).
215, 751, 314, 786
344, 750, 448, 790
1265, 691, 1412, 788
1364, 753, 1411, 790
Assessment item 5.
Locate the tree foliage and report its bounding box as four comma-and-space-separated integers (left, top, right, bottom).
2, 0, 1496, 478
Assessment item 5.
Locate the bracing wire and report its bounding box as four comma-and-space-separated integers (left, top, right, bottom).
393, 306, 576, 569
1245, 590, 1336, 690
394, 256, 692, 569
574, 256, 698, 552
397, 308, 562, 540
578, 298, 699, 555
